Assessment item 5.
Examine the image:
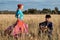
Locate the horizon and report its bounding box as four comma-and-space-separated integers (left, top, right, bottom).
0, 0, 60, 11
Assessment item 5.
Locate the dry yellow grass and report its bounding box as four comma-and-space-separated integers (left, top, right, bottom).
0, 14, 60, 40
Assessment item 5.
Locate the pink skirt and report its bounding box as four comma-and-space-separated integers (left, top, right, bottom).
11, 19, 28, 36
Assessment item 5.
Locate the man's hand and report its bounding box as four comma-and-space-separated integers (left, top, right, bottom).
40, 26, 48, 32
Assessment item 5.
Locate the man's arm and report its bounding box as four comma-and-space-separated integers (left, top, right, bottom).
39, 23, 42, 29
48, 22, 53, 30
51, 23, 53, 30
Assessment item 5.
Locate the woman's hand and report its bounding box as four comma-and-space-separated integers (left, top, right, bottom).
18, 15, 20, 18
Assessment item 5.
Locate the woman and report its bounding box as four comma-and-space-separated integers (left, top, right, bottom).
11, 4, 28, 38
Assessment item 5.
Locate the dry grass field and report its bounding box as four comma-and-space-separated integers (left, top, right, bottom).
0, 14, 60, 40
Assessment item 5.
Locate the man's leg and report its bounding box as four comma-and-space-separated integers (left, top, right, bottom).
48, 30, 52, 40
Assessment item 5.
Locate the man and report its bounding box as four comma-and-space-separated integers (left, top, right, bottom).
38, 15, 53, 40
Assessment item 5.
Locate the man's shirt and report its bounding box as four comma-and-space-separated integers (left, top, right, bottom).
39, 21, 53, 30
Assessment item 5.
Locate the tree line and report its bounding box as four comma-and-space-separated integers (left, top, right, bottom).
0, 7, 60, 14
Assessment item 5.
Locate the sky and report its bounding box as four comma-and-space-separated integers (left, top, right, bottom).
0, 0, 60, 2
0, 0, 60, 11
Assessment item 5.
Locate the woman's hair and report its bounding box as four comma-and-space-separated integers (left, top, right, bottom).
17, 4, 23, 8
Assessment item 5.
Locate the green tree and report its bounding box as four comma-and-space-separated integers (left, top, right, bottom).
54, 7, 59, 14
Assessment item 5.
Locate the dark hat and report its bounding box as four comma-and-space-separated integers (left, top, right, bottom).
45, 15, 51, 18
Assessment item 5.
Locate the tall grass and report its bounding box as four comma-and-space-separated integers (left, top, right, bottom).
0, 14, 60, 40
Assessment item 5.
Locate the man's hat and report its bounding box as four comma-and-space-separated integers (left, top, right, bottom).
45, 15, 51, 18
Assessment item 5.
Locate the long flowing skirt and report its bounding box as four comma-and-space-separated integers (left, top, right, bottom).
11, 19, 28, 36
4, 19, 28, 37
